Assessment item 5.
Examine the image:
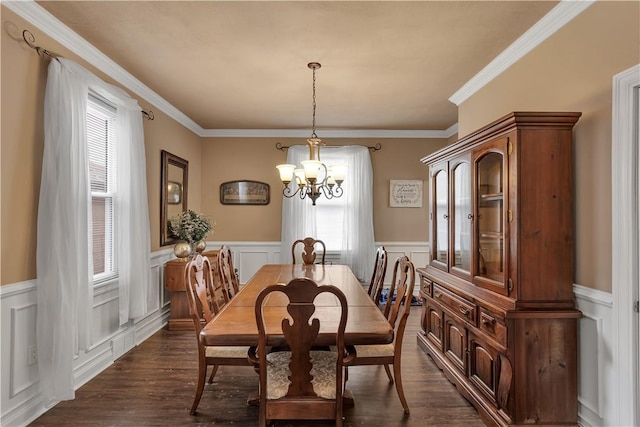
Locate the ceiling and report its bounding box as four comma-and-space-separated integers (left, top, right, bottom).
35, 1, 559, 133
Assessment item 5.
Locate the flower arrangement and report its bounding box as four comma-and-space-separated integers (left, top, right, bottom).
167, 209, 212, 243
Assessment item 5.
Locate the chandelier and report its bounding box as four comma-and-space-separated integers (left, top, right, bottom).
276, 62, 347, 206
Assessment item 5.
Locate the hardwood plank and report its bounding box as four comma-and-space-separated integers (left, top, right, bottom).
30, 310, 486, 426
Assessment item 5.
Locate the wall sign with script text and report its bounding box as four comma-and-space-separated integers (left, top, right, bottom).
220, 180, 270, 205
389, 180, 423, 207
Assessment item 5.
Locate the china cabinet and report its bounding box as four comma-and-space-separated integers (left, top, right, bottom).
418, 112, 581, 426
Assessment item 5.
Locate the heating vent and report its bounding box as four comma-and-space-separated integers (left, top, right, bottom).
324, 251, 341, 265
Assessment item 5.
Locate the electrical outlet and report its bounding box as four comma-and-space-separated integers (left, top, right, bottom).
28, 344, 37, 366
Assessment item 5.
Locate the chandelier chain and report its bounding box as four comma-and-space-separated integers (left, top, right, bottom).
311, 66, 317, 138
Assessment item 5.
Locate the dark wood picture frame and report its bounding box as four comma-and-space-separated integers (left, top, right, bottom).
160, 150, 189, 246
220, 180, 270, 205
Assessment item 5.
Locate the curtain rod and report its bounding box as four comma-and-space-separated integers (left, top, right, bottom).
275, 142, 381, 152
22, 29, 155, 121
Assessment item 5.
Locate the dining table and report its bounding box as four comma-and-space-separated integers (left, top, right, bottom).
200, 263, 395, 348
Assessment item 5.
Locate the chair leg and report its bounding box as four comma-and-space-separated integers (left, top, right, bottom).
392, 361, 410, 414
383, 364, 394, 384
190, 360, 208, 415
207, 364, 219, 384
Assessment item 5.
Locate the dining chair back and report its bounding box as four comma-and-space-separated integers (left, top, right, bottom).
218, 245, 240, 300
291, 237, 326, 265
184, 254, 253, 415
367, 246, 388, 309
346, 255, 415, 414
253, 277, 351, 426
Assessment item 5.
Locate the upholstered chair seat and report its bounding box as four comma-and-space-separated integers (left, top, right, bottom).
352, 343, 394, 358
266, 350, 338, 399
205, 346, 252, 359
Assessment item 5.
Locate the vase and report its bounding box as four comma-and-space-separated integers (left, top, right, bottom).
173, 242, 192, 261
194, 240, 207, 253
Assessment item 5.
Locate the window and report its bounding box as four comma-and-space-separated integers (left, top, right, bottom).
315, 151, 347, 251
87, 94, 118, 282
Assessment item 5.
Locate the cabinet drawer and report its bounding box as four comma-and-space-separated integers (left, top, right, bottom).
432, 284, 476, 324
420, 277, 432, 297
478, 307, 507, 347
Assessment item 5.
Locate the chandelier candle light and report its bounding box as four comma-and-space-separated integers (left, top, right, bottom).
276, 62, 347, 206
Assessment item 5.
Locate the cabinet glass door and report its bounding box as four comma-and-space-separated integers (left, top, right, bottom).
431, 164, 448, 271
474, 146, 508, 293
450, 159, 471, 280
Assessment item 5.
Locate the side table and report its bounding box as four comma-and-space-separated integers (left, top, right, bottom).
164, 250, 221, 330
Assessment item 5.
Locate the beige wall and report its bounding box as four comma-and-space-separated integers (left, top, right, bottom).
144, 111, 202, 252
1, 3, 445, 285
202, 137, 448, 242
1, 7, 201, 284
9, 2, 633, 290
458, 1, 640, 292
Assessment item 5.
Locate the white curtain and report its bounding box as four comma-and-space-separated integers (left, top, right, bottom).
280, 145, 317, 263
115, 107, 151, 324
336, 146, 375, 281
37, 58, 151, 405
280, 145, 375, 281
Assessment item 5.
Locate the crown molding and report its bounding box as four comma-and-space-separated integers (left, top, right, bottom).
201, 127, 456, 139
449, 0, 595, 106
7, 0, 457, 139
5, 0, 206, 136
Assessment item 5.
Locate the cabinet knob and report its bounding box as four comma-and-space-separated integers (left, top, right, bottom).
467, 214, 474, 220
434, 291, 443, 299
443, 214, 448, 219
482, 317, 495, 327
459, 306, 470, 316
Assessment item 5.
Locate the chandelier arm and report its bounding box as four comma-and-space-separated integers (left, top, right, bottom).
330, 185, 344, 198
317, 184, 334, 200
282, 184, 303, 199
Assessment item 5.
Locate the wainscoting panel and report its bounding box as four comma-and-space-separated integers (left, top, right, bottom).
147, 263, 161, 313
574, 284, 614, 427
0, 248, 174, 426
1, 281, 40, 423
92, 282, 120, 344
10, 303, 38, 399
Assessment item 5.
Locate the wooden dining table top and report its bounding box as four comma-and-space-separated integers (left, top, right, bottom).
199, 264, 394, 347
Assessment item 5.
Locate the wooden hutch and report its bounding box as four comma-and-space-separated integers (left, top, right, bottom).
417, 112, 582, 426
164, 250, 222, 330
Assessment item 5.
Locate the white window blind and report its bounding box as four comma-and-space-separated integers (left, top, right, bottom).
87, 94, 118, 282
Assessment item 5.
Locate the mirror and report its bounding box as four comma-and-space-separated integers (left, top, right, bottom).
160, 150, 189, 246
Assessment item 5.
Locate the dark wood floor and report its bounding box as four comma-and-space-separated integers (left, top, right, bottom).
30, 309, 485, 426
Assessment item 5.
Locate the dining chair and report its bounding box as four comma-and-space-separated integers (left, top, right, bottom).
251, 277, 352, 426
367, 246, 388, 309
291, 237, 326, 265
184, 254, 254, 415
218, 245, 240, 300
346, 255, 415, 414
